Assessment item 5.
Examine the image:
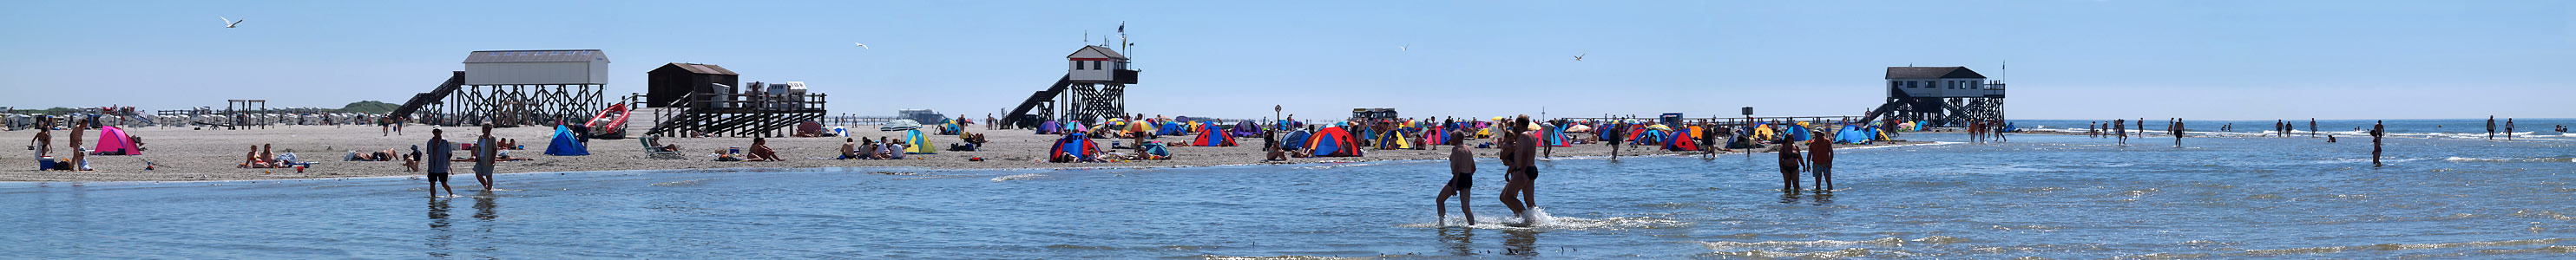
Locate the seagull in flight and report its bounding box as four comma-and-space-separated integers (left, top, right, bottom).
853, 42, 869, 49
1398, 44, 1408, 51
1574, 54, 1586, 62
220, 16, 245, 28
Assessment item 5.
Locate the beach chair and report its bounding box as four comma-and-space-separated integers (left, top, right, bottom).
640, 136, 683, 159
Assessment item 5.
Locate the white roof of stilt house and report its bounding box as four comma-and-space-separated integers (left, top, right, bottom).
464, 49, 608, 63
1067, 45, 1127, 60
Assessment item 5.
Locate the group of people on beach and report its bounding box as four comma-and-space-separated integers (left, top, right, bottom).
24, 118, 94, 171
835, 137, 910, 160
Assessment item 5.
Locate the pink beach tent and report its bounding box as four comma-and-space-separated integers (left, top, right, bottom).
94, 126, 140, 155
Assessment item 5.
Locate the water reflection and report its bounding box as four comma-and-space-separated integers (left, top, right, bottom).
1778, 192, 1801, 204
472, 191, 497, 221
470, 191, 499, 257
1810, 192, 1836, 205
1436, 226, 1475, 256
427, 198, 453, 258
1502, 229, 1539, 256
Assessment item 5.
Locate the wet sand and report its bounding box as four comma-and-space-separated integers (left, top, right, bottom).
0, 125, 1924, 182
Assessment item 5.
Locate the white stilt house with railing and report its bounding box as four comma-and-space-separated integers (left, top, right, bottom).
1861, 66, 2007, 127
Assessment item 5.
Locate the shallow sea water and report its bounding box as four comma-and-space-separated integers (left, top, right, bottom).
5, 126, 2576, 258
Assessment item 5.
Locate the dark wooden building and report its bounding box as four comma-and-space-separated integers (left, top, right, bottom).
646, 63, 739, 108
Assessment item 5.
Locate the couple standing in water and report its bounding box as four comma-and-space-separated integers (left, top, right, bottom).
1436, 115, 1543, 225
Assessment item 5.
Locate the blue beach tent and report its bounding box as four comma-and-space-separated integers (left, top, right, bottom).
542, 125, 589, 156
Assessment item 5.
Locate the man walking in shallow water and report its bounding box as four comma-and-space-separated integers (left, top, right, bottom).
2170, 118, 2185, 147
1436, 127, 1476, 225
1497, 115, 1541, 222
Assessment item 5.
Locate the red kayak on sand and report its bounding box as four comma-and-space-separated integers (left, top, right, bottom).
584, 103, 632, 139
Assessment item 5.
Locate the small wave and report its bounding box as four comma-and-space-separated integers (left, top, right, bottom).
989, 172, 1046, 182
1292, 162, 1383, 170
1197, 255, 1381, 260
2232, 237, 2566, 257
2445, 157, 2576, 163
647, 179, 714, 187
1699, 248, 1901, 259
1401, 208, 1688, 231
1696, 236, 1969, 250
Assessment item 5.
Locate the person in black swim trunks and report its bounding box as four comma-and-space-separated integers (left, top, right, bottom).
1499, 115, 1542, 220
1436, 127, 1477, 225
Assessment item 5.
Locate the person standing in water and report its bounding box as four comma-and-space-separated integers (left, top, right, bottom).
1606, 120, 1625, 162
425, 128, 455, 197
1504, 116, 1525, 218
2506, 118, 2516, 140
2171, 118, 2185, 147
2487, 116, 2497, 140
1777, 137, 1803, 193
2371, 120, 2386, 167
1436, 128, 1478, 225
2310, 118, 2318, 137
2113, 119, 2128, 146
1808, 134, 1834, 192
475, 123, 498, 191
1496, 115, 1541, 221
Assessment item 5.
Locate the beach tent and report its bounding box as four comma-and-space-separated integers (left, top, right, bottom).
1049, 133, 1101, 162
1631, 128, 1669, 146
91, 126, 139, 155
937, 120, 963, 135
1783, 124, 1810, 141
1753, 124, 1775, 140
543, 125, 589, 156
1665, 127, 1701, 151
1280, 129, 1314, 151
1158, 121, 1187, 136
1140, 141, 1172, 159
1308, 127, 1362, 157
1427, 126, 1451, 146
1835, 125, 1874, 144
905, 129, 936, 154
1230, 121, 1263, 137
1375, 130, 1414, 150
1541, 125, 1571, 146
1037, 120, 1060, 134
1193, 122, 1238, 146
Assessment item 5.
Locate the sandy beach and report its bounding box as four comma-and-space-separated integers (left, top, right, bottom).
0, 124, 1927, 182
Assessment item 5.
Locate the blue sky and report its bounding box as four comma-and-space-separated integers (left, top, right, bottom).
2, 0, 2567, 120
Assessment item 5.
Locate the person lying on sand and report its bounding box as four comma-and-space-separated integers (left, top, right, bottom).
348, 148, 400, 161
449, 151, 536, 162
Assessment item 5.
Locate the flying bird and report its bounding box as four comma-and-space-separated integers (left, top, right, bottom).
220, 16, 245, 28
1574, 54, 1586, 62
853, 42, 868, 49
1398, 44, 1408, 51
